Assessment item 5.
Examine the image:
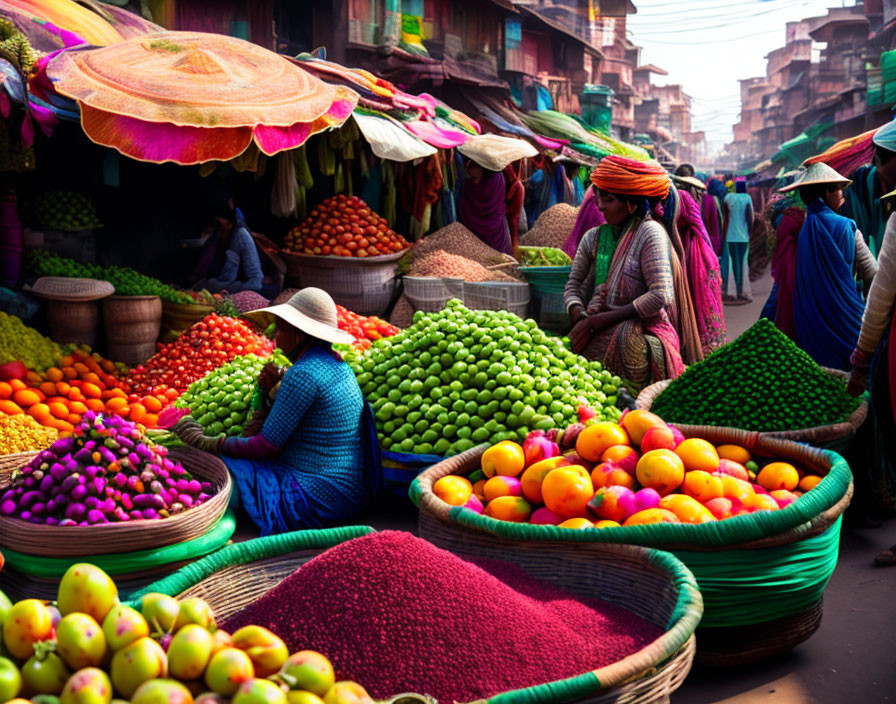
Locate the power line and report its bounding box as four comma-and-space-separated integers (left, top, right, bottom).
632, 2, 816, 34
631, 0, 811, 26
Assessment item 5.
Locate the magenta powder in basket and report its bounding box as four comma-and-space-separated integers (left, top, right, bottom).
222, 531, 661, 703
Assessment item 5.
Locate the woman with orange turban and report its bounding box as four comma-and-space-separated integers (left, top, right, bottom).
563, 156, 685, 387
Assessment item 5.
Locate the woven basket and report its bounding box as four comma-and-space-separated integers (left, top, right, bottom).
126, 527, 701, 704
0, 511, 237, 602
411, 429, 853, 666
31, 276, 115, 302
282, 249, 405, 316
0, 446, 232, 557
162, 300, 215, 338
634, 368, 868, 453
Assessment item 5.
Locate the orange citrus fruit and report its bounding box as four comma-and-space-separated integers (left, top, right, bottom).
576, 422, 630, 462
757, 462, 799, 492
674, 438, 720, 472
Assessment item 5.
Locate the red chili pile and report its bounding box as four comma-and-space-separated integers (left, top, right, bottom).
127, 314, 275, 397
336, 305, 399, 350
223, 531, 660, 702
282, 195, 409, 258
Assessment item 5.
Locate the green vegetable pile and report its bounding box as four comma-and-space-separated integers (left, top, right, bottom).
651, 319, 862, 431
34, 190, 102, 230
517, 246, 571, 267
176, 352, 289, 437
0, 312, 60, 371
345, 300, 622, 456
28, 250, 193, 304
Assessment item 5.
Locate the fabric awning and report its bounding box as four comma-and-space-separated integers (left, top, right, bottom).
353, 112, 436, 162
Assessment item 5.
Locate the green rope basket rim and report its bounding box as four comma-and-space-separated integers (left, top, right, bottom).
0, 510, 237, 579
409, 437, 853, 550
124, 526, 702, 704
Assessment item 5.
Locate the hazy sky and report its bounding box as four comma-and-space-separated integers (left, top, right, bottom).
628, 0, 857, 149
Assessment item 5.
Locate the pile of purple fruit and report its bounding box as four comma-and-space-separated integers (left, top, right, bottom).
0, 411, 214, 525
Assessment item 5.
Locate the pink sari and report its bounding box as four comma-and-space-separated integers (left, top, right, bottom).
678, 191, 728, 354
702, 192, 724, 255
771, 207, 805, 341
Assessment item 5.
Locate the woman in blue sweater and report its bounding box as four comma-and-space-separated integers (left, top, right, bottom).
169, 288, 381, 534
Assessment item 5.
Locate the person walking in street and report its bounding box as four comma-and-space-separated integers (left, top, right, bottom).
703, 178, 728, 257
781, 163, 877, 371
721, 181, 754, 302
674, 176, 728, 355
564, 156, 684, 388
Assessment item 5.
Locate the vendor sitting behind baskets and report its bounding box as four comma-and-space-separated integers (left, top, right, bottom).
166, 288, 381, 534
191, 205, 264, 294
564, 156, 684, 387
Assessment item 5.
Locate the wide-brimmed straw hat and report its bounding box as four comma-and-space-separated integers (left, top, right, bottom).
244, 287, 355, 345
673, 175, 707, 192
778, 162, 852, 193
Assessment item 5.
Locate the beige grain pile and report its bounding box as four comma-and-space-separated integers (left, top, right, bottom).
520, 203, 578, 249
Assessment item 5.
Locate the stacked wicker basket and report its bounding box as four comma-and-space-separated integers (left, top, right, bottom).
0, 447, 234, 600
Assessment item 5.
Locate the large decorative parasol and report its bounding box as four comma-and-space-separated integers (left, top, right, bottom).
48, 32, 358, 164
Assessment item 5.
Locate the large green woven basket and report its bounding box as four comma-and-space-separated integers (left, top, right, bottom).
127, 527, 703, 704
411, 427, 853, 666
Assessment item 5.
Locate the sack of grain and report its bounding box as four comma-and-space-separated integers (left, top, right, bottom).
404, 222, 520, 275
521, 203, 579, 249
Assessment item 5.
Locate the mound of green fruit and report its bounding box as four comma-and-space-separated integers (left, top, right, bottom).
177, 352, 290, 437
345, 300, 622, 456
28, 250, 193, 304
34, 190, 102, 231
0, 312, 60, 372
651, 318, 862, 431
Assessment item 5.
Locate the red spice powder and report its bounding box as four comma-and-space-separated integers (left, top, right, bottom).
222, 531, 662, 703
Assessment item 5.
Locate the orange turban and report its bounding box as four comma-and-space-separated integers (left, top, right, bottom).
590, 156, 671, 199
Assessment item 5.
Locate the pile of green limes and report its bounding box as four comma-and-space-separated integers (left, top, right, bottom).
345, 300, 622, 456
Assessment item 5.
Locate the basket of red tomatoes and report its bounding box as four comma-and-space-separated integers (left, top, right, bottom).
281, 196, 410, 315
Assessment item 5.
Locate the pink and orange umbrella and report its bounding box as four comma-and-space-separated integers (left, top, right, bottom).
48, 32, 358, 164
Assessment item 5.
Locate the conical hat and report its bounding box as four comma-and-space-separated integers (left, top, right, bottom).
778, 162, 851, 193
673, 175, 706, 191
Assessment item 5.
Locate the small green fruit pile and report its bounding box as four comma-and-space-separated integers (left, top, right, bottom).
345, 300, 622, 456
34, 191, 102, 231
517, 246, 571, 267
0, 312, 60, 372
177, 352, 290, 437
28, 250, 193, 304
651, 319, 862, 431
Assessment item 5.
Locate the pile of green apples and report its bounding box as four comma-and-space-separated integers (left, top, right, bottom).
0, 563, 374, 704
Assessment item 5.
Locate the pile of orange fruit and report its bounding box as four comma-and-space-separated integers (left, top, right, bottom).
0, 349, 171, 435
432, 409, 825, 529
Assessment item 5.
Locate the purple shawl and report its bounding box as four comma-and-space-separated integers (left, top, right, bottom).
563, 187, 606, 258
459, 170, 511, 254
678, 191, 728, 354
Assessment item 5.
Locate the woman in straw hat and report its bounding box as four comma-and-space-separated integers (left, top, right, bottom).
564, 156, 685, 387
165, 288, 381, 535
778, 162, 878, 371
